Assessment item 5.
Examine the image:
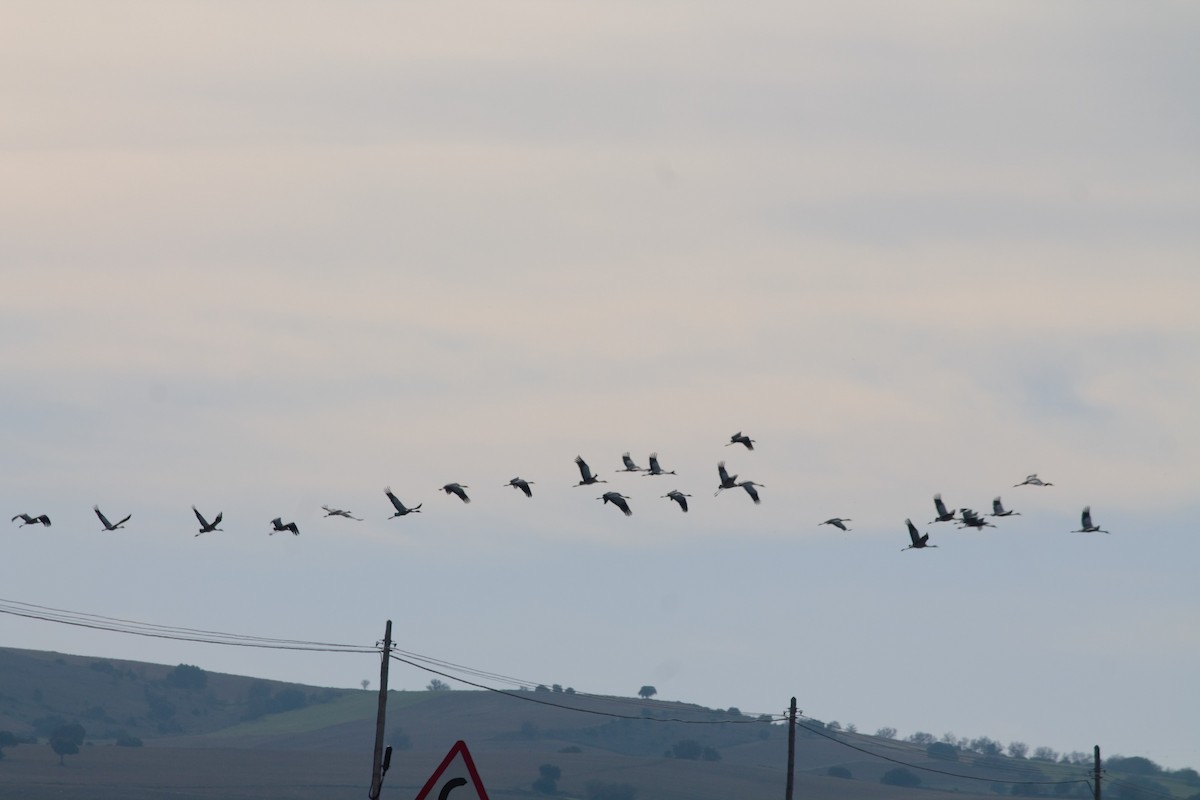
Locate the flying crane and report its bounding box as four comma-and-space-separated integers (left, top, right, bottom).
11, 513, 51, 528
440, 483, 471, 503
270, 517, 300, 536
192, 506, 223, 536
574, 456, 606, 487
384, 487, 421, 517
902, 519, 936, 551
598, 491, 633, 516
662, 490, 691, 512
94, 505, 131, 531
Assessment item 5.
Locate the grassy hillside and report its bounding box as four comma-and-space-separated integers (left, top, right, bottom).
1, 647, 1195, 800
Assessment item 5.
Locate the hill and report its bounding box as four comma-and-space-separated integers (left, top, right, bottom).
0, 647, 1195, 800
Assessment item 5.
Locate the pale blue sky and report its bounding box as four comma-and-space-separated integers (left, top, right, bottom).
2, 0, 1198, 770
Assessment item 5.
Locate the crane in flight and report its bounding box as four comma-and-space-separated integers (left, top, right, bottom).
957, 508, 994, 529
574, 456, 606, 487
1014, 474, 1053, 487
644, 453, 676, 476
820, 518, 852, 531
714, 461, 739, 495
322, 506, 362, 520
270, 517, 300, 536
737, 481, 764, 504
94, 506, 131, 531
192, 506, 223, 536
598, 491, 633, 516
1073, 506, 1109, 534
662, 490, 691, 512
902, 519, 936, 551
384, 488, 421, 517
726, 432, 755, 450
504, 477, 534, 497
931, 494, 957, 523
617, 453, 647, 473
11, 513, 51, 527
990, 497, 1020, 517
440, 483, 471, 503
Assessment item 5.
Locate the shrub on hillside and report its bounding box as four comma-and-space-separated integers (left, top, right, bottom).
881, 767, 921, 788
828, 766, 852, 779
165, 664, 207, 691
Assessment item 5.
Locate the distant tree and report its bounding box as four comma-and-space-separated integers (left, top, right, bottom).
1171, 768, 1200, 787
533, 763, 561, 794
165, 664, 207, 691
637, 685, 657, 700
1008, 742, 1029, 759
942, 732, 959, 744
586, 780, 637, 800
1107, 757, 1162, 776
845, 723, 857, 734
535, 684, 550, 693
0, 731, 18, 748
32, 714, 68, 738
726, 707, 741, 716
907, 732, 935, 745
826, 720, 842, 732
49, 723, 86, 766
827, 766, 852, 779
361, 679, 370, 691
928, 742, 960, 761
1033, 747, 1060, 762
876, 727, 898, 739
671, 739, 703, 760
426, 679, 451, 692
552, 684, 563, 693
702, 747, 721, 762
881, 767, 921, 788
970, 737, 1003, 756
564, 687, 576, 695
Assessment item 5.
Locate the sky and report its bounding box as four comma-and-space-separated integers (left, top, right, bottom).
2, 0, 1198, 772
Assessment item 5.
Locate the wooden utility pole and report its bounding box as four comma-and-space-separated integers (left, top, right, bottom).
1093, 745, 1102, 800
785, 697, 797, 800
368, 620, 393, 800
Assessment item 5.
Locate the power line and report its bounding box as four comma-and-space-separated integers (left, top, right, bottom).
795, 716, 1092, 787
0, 597, 376, 654
389, 653, 785, 725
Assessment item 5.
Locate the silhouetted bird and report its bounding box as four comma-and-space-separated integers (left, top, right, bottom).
714, 461, 739, 496
270, 517, 300, 536
662, 490, 691, 512
1014, 474, 1053, 487
384, 487, 421, 517
737, 481, 764, 504
1073, 506, 1109, 534
504, 477, 534, 497
957, 508, 994, 529
931, 494, 957, 523
193, 506, 223, 536
902, 519, 936, 551
820, 518, 852, 531
94, 505, 131, 531
990, 497, 1020, 517
574, 456, 606, 486
617, 452, 646, 473
11, 513, 51, 527
727, 431, 755, 450
441, 483, 471, 503
322, 506, 362, 520
598, 492, 633, 516
644, 453, 676, 476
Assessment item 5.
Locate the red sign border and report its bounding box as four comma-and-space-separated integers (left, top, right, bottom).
413, 740, 491, 800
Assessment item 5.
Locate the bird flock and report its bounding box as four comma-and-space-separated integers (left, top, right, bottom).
10, 432, 1110, 549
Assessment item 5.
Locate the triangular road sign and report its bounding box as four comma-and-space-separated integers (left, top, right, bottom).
413, 740, 490, 800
